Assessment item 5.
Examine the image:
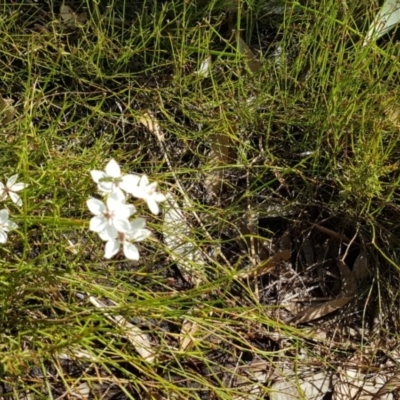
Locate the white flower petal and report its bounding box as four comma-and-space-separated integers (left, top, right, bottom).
5, 221, 17, 231
146, 182, 158, 194
0, 230, 7, 243
120, 174, 140, 193
90, 170, 105, 183
89, 216, 107, 232
130, 228, 151, 242
0, 176, 28, 205
105, 159, 121, 178
107, 192, 126, 207
126, 175, 165, 213
87, 198, 106, 215
110, 188, 126, 203
7, 174, 18, 187
10, 183, 27, 192
0, 209, 9, 223
116, 204, 136, 219
97, 181, 114, 193
130, 217, 146, 231
91, 160, 142, 197
107, 195, 135, 217
104, 239, 120, 259
106, 197, 122, 212
128, 185, 145, 199
98, 229, 111, 241
123, 242, 139, 260
113, 218, 131, 233
147, 198, 159, 215
139, 174, 150, 187
154, 192, 166, 202
102, 225, 118, 240
9, 192, 22, 206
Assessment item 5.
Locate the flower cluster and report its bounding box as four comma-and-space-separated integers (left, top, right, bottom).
0, 175, 28, 243
87, 159, 165, 260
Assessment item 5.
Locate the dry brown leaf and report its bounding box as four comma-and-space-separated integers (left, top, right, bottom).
333, 368, 363, 400
60, 4, 87, 27
236, 208, 262, 258
163, 194, 206, 286
270, 379, 297, 400
353, 250, 370, 281
334, 367, 394, 400
232, 359, 268, 400
144, 393, 168, 400
270, 371, 332, 400
237, 249, 291, 279
302, 238, 315, 267
113, 314, 156, 361
293, 296, 353, 325
58, 347, 98, 362
337, 260, 357, 296
0, 95, 15, 125
313, 224, 352, 243
180, 318, 199, 351
279, 232, 292, 253
204, 132, 232, 196
89, 296, 156, 363
17, 393, 33, 400
385, 102, 400, 127
236, 36, 262, 73
32, 24, 50, 34
68, 382, 90, 399
138, 111, 164, 142
371, 372, 400, 399
210, 131, 235, 164
204, 110, 237, 198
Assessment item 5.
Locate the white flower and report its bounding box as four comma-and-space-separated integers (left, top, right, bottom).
0, 174, 28, 206
87, 192, 136, 241
100, 218, 151, 260
126, 174, 166, 215
90, 159, 140, 197
0, 209, 17, 243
